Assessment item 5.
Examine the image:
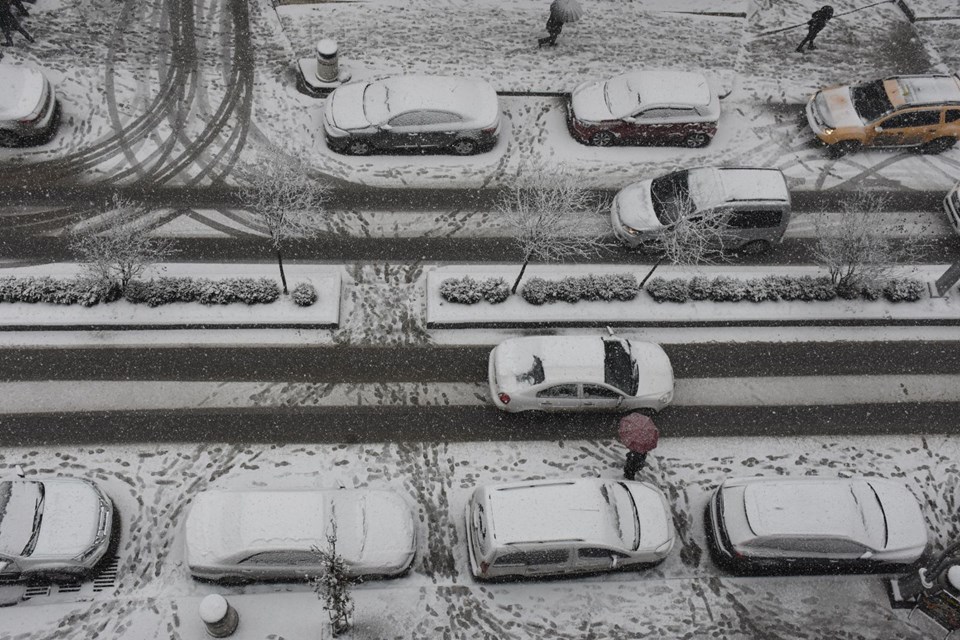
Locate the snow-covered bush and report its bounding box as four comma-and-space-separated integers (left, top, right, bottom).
883, 278, 925, 302
645, 277, 689, 303
520, 277, 550, 305
743, 278, 771, 303
521, 274, 640, 305
860, 281, 883, 301
291, 282, 318, 307
0, 276, 120, 307
708, 276, 747, 302
440, 276, 510, 304
125, 277, 280, 306
688, 276, 712, 301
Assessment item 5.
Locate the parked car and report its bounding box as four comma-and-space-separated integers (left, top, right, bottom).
466, 477, 675, 580
185, 488, 417, 582
489, 335, 674, 413
323, 74, 502, 156
611, 166, 791, 254
805, 73, 960, 156
0, 478, 114, 583
568, 70, 720, 148
944, 181, 960, 235
0, 64, 60, 147
706, 476, 928, 574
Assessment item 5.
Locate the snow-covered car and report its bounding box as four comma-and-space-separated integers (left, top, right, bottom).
323, 74, 502, 156
0, 64, 59, 147
0, 478, 114, 583
944, 181, 960, 235
466, 477, 675, 580
611, 167, 791, 254
706, 476, 929, 573
567, 70, 719, 148
488, 335, 674, 413
185, 488, 417, 582
805, 73, 960, 157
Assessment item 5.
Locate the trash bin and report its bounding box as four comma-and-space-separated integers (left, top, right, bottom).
199, 594, 240, 638
315, 39, 340, 83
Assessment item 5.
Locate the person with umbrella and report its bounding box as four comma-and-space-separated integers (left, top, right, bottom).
619, 412, 659, 481
538, 0, 582, 49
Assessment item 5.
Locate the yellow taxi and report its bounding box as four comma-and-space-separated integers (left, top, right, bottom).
805, 73, 960, 157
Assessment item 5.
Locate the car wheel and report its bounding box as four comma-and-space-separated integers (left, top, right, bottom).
345, 140, 371, 156
828, 140, 861, 158
738, 239, 772, 255
919, 137, 956, 155
0, 130, 19, 147
683, 132, 710, 148
590, 131, 616, 147
451, 138, 478, 156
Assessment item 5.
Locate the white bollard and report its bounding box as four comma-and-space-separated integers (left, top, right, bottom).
199, 594, 239, 638
315, 39, 340, 83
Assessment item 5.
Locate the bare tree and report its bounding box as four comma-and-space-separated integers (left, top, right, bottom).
812, 190, 926, 295
310, 520, 356, 637
239, 150, 330, 294
69, 195, 177, 292
634, 188, 732, 287
498, 166, 607, 294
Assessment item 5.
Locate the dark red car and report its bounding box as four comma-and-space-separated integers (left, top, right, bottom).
568, 70, 720, 148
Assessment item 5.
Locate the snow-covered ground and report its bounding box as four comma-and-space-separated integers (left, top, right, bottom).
0, 434, 955, 638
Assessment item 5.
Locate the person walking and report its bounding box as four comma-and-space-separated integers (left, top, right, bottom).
0, 0, 34, 45
623, 451, 647, 481
796, 5, 834, 53
537, 11, 563, 48
10, 0, 28, 18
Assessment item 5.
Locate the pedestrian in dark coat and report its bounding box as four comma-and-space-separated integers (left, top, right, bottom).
796, 5, 834, 52
0, 0, 34, 45
537, 11, 563, 48
10, 0, 28, 18
623, 450, 647, 481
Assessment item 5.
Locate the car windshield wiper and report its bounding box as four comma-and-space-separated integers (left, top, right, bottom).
21, 486, 45, 557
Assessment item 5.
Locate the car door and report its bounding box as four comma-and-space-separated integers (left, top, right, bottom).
524, 547, 571, 576
725, 208, 785, 247
630, 106, 697, 144
871, 109, 942, 146
535, 383, 581, 410
236, 550, 311, 580
581, 383, 625, 410
382, 111, 431, 149
416, 110, 465, 149
576, 546, 629, 574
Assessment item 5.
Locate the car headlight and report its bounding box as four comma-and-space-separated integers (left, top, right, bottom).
621, 224, 641, 237
658, 391, 673, 404
821, 127, 834, 135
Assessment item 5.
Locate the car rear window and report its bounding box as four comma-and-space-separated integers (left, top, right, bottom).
603, 339, 638, 395
851, 80, 894, 123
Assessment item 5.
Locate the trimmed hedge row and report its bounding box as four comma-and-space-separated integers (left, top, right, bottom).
521, 274, 640, 305
646, 275, 926, 303
0, 276, 319, 307
439, 276, 510, 304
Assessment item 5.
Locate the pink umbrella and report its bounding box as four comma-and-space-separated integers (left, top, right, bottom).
618, 413, 659, 453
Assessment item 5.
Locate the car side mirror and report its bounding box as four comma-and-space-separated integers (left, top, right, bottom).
874, 126, 883, 133
859, 551, 874, 560
379, 123, 393, 131
14, 465, 24, 478
622, 117, 637, 124
610, 556, 620, 569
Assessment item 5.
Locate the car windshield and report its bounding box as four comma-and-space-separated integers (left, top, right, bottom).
850, 80, 894, 123
649, 170, 692, 224
0, 481, 43, 558
603, 339, 638, 395
362, 82, 390, 125
609, 482, 640, 550
603, 76, 640, 119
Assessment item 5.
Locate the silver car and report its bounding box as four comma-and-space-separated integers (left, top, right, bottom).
707, 476, 929, 573
185, 488, 417, 583
0, 478, 114, 583
0, 64, 59, 147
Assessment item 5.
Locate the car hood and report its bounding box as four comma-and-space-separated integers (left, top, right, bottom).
870, 481, 928, 557
326, 82, 373, 131
614, 181, 662, 231
625, 483, 674, 553
815, 86, 863, 129
570, 80, 616, 122
335, 491, 417, 572
631, 342, 674, 397
32, 481, 101, 558
0, 65, 46, 121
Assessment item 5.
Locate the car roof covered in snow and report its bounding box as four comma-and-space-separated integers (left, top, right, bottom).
888, 74, 960, 107
484, 479, 624, 547
713, 168, 789, 203
742, 479, 875, 540
376, 74, 499, 122
623, 70, 712, 107
494, 336, 612, 391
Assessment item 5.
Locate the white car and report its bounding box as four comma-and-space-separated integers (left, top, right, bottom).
323, 74, 502, 156
466, 477, 675, 580
0, 478, 114, 583
185, 488, 417, 582
611, 167, 791, 254
0, 64, 59, 147
945, 181, 960, 235
488, 335, 674, 413
707, 476, 929, 573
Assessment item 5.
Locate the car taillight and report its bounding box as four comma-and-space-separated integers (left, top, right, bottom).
482, 125, 497, 134
498, 393, 510, 405
480, 561, 490, 575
